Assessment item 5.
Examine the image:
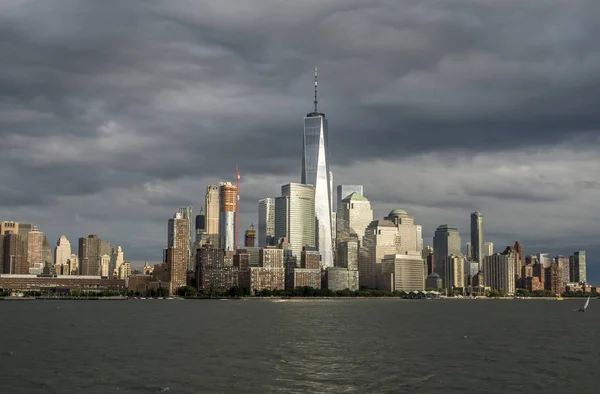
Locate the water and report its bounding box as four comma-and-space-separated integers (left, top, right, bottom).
0, 299, 597, 393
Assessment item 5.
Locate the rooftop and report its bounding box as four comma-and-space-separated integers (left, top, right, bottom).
341, 192, 368, 203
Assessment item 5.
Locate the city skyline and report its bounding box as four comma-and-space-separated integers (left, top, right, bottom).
0, 1, 599, 283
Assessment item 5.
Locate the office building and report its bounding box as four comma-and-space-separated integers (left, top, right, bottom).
274, 183, 316, 259
178, 206, 194, 271
336, 192, 373, 242
196, 244, 238, 291
442, 255, 465, 290
205, 185, 220, 246
360, 219, 402, 289
483, 254, 516, 295
79, 235, 102, 276
325, 268, 359, 291
336, 185, 364, 211
470, 212, 484, 266
166, 212, 189, 293
301, 68, 333, 268
258, 198, 275, 247
385, 209, 420, 254
27, 226, 43, 273
433, 225, 461, 285
2, 233, 26, 274
219, 182, 237, 251
244, 225, 256, 247
569, 251, 586, 283
466, 242, 472, 260
484, 242, 494, 258
380, 254, 425, 292
248, 247, 285, 292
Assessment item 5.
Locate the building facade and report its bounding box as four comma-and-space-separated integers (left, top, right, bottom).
166, 213, 189, 293
205, 185, 220, 246
219, 182, 237, 252
336, 192, 373, 242
569, 251, 586, 283
301, 70, 333, 268
274, 183, 316, 259
336, 185, 364, 211
470, 212, 484, 266
433, 225, 462, 285
483, 254, 516, 295
258, 198, 275, 247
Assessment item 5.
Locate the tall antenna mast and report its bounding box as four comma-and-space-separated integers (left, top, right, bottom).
313, 66, 318, 113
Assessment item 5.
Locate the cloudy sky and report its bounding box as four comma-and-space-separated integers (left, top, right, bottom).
1, 0, 599, 282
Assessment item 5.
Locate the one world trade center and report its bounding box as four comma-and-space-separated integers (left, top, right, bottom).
301, 67, 333, 268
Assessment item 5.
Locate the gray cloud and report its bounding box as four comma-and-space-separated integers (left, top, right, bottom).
1, 0, 599, 282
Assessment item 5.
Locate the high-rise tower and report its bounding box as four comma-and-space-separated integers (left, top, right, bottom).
470, 212, 484, 265
301, 67, 333, 267
205, 185, 220, 246
219, 181, 238, 251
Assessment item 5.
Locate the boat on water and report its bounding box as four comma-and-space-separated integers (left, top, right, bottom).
555, 295, 564, 300
577, 296, 590, 312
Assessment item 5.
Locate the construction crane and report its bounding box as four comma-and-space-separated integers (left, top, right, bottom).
235, 164, 241, 250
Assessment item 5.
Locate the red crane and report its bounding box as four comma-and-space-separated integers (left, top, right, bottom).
235, 164, 240, 250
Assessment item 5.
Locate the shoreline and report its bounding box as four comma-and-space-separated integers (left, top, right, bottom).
1, 296, 594, 301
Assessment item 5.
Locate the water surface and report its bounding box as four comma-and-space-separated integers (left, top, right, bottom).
0, 299, 597, 393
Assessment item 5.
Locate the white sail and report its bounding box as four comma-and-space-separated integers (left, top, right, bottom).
583, 296, 590, 310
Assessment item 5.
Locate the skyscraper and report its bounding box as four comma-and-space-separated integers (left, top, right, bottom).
244, 225, 256, 247
433, 225, 462, 286
79, 235, 102, 276
470, 212, 484, 265
166, 212, 190, 293
335, 192, 373, 242
569, 251, 586, 283
219, 182, 237, 251
178, 206, 194, 271
27, 226, 43, 273
336, 185, 364, 211
258, 198, 275, 247
274, 183, 315, 259
55, 235, 72, 271
205, 185, 220, 246
301, 67, 333, 268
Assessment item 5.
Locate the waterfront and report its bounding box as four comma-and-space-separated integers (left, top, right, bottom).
0, 299, 597, 393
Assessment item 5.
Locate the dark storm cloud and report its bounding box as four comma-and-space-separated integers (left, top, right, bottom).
1, 0, 599, 280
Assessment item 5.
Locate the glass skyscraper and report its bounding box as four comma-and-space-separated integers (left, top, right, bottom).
301, 67, 333, 267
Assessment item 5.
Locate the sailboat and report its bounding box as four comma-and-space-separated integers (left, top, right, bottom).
577, 296, 591, 312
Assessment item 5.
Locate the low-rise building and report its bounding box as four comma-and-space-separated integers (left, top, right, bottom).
0, 274, 126, 293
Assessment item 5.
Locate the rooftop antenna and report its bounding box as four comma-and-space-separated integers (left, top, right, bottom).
313, 66, 318, 113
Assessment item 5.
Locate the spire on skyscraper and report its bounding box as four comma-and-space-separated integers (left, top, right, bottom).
314, 66, 318, 113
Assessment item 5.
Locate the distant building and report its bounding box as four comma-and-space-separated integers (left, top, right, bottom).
325, 268, 359, 291
27, 226, 43, 273
101, 254, 111, 277
258, 198, 275, 247
569, 251, 586, 283
380, 253, 425, 292
483, 242, 494, 258
483, 254, 515, 295
219, 182, 237, 251
470, 212, 484, 265
443, 255, 465, 290
196, 244, 238, 291
0, 274, 126, 293
336, 185, 364, 212
274, 183, 316, 259
426, 273, 443, 290
433, 225, 461, 286
335, 192, 373, 241
205, 185, 220, 246
248, 247, 285, 292
79, 235, 102, 276
166, 212, 189, 294
244, 225, 256, 247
